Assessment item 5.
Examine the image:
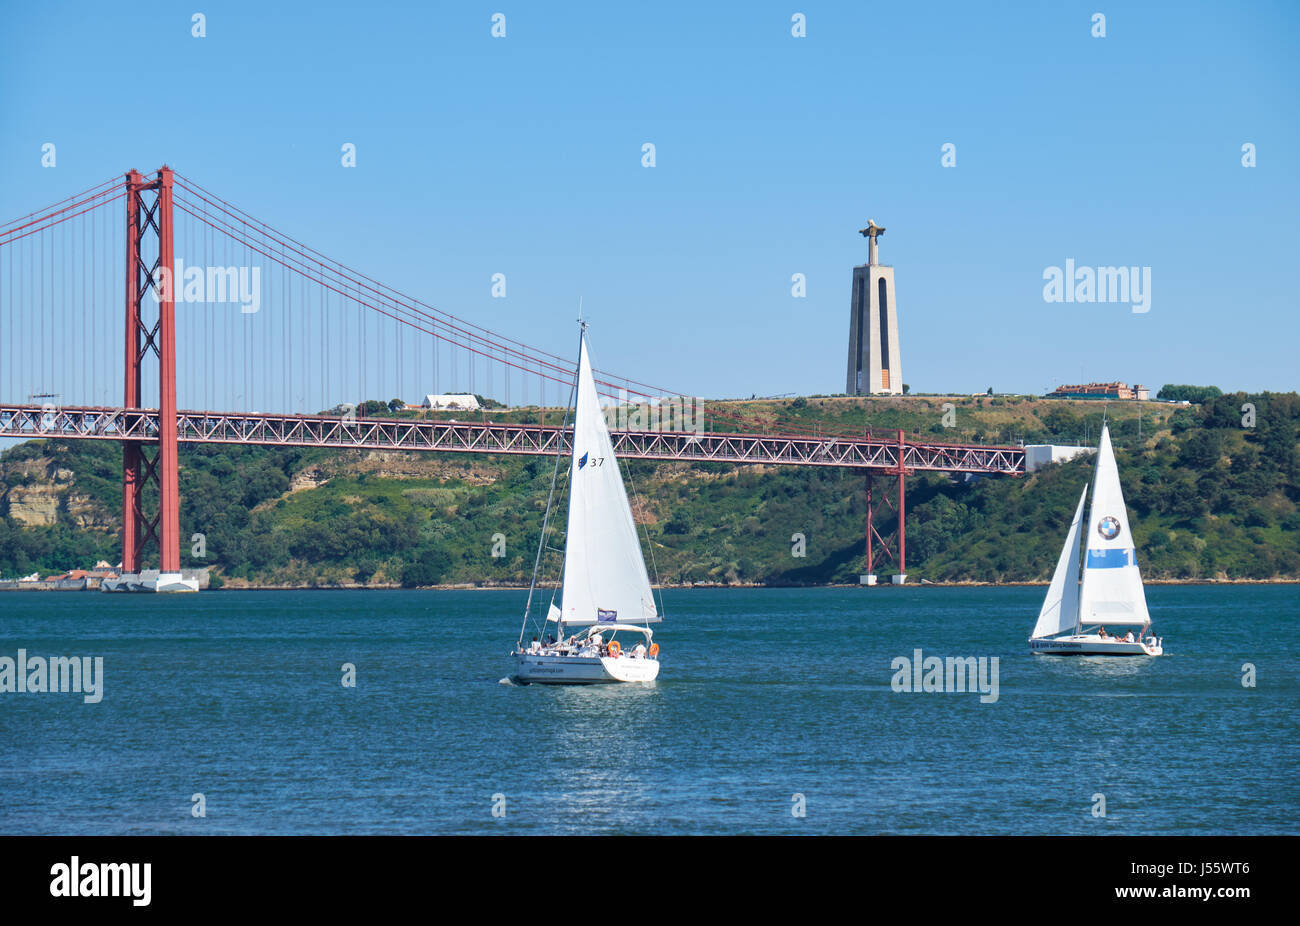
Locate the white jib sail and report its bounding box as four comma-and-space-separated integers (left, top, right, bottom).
1031, 486, 1087, 640
1078, 424, 1150, 626
557, 333, 659, 626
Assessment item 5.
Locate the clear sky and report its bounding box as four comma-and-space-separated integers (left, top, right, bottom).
1, 0, 1297, 406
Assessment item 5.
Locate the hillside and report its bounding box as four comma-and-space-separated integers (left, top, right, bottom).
1, 391, 1296, 586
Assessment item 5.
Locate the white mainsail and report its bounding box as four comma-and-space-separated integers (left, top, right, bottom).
1031, 486, 1087, 640
554, 333, 659, 627
1077, 424, 1150, 626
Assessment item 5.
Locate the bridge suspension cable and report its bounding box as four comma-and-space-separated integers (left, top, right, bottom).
2, 169, 937, 444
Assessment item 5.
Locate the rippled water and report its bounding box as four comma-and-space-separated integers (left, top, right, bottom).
0, 585, 1295, 834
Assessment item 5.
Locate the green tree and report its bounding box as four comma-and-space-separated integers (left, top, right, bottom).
1157, 384, 1222, 403
402, 550, 452, 587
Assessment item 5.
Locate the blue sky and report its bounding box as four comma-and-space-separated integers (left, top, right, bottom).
1, 0, 1297, 408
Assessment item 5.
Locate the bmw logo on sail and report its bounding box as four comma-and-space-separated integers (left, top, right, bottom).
1098, 516, 1121, 540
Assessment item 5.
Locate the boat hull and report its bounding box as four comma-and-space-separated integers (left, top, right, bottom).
1030, 634, 1162, 656
513, 652, 660, 685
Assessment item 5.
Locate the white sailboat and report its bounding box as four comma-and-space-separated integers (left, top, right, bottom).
1029, 424, 1163, 656
512, 323, 662, 684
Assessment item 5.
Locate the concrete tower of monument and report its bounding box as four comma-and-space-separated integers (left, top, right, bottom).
845, 220, 903, 396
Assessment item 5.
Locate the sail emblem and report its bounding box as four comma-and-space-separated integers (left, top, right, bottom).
1097, 516, 1121, 540
578, 452, 589, 469
597, 609, 617, 622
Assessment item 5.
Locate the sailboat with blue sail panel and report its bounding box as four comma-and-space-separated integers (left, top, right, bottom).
1029, 424, 1163, 656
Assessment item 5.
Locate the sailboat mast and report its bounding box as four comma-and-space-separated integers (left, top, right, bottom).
1074, 483, 1086, 637
554, 319, 589, 643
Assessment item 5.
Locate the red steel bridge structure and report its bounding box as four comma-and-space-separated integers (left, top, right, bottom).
0, 167, 1024, 580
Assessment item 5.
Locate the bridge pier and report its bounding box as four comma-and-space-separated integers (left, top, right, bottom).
862, 429, 908, 584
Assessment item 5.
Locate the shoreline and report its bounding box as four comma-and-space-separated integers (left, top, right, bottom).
8, 577, 1295, 593
202, 576, 1300, 591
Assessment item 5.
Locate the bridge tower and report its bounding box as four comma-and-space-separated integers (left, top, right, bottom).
121, 167, 181, 579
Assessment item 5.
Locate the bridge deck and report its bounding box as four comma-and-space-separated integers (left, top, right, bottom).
0, 405, 1025, 474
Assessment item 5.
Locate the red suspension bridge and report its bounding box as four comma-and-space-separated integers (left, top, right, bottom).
0, 166, 1024, 582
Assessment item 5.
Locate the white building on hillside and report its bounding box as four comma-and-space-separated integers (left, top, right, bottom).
422, 394, 480, 410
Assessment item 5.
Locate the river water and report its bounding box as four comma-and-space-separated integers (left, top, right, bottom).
0, 585, 1294, 834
